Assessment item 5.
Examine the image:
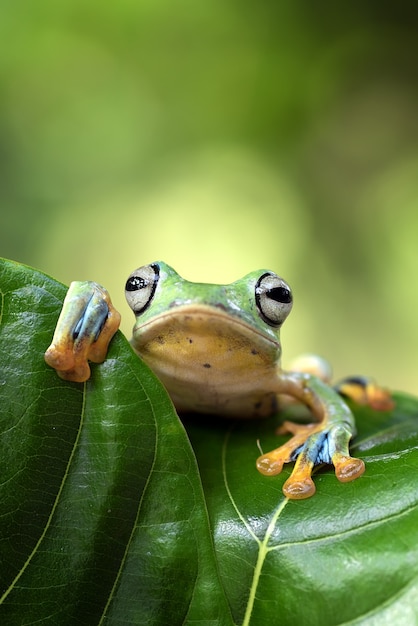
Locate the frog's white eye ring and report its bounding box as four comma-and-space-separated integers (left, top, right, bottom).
255, 272, 293, 327
125, 263, 160, 315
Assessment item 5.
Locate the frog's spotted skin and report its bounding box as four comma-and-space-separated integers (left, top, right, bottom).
45, 261, 394, 500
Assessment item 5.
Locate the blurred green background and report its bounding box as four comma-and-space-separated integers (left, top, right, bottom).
1, 2, 417, 393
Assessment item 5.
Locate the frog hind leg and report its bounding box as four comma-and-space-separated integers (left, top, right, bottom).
335, 376, 395, 411
256, 373, 365, 500
287, 355, 395, 412
44, 281, 121, 382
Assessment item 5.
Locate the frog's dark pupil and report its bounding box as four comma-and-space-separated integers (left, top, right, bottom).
126, 276, 148, 291
267, 286, 292, 304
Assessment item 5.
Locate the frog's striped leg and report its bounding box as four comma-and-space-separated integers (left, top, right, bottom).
45, 281, 121, 382
256, 372, 367, 500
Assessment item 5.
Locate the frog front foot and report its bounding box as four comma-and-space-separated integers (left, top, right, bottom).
45, 281, 121, 382
256, 419, 365, 500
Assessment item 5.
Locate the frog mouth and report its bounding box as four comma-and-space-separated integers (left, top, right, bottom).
134, 303, 280, 352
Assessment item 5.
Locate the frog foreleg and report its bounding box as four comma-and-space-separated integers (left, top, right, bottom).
256, 373, 366, 500
45, 281, 120, 382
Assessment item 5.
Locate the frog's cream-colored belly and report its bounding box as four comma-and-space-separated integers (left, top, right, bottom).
132, 309, 282, 418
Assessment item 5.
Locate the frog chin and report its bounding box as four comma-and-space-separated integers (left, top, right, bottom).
130, 304, 282, 417
132, 304, 280, 363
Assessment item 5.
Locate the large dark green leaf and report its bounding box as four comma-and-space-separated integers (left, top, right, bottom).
0, 259, 232, 625
1, 258, 418, 625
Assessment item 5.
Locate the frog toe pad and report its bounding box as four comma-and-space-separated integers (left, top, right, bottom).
256, 420, 364, 500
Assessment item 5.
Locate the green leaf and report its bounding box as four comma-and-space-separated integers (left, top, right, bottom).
0, 258, 232, 625
1, 258, 418, 625
186, 396, 418, 625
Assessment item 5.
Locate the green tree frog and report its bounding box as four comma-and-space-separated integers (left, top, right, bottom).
45, 262, 393, 500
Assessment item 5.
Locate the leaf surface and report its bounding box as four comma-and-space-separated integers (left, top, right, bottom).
0, 259, 232, 625
186, 394, 418, 625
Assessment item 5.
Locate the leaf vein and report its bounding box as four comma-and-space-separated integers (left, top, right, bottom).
0, 381, 88, 604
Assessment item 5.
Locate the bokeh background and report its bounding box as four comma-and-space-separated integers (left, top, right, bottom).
1, 2, 417, 393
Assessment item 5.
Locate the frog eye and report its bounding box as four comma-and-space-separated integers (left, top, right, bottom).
255, 272, 293, 327
125, 263, 160, 315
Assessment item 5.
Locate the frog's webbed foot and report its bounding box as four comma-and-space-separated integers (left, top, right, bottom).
45, 282, 121, 382
335, 376, 395, 411
257, 419, 365, 500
